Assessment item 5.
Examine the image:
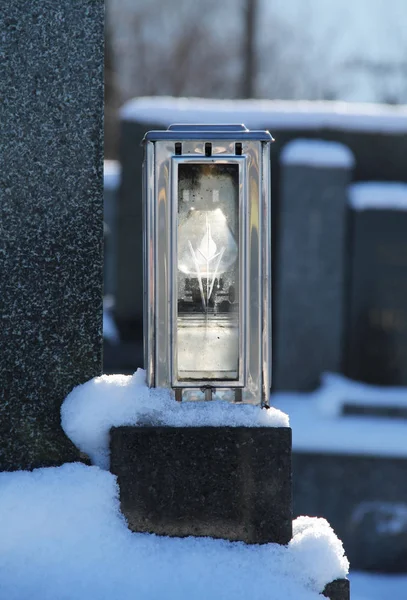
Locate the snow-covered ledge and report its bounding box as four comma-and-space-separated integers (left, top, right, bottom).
273, 372, 407, 458
348, 182, 407, 211
120, 96, 407, 134
280, 139, 355, 169
61, 368, 289, 469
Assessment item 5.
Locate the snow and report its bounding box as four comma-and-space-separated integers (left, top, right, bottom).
104, 160, 121, 190
272, 373, 407, 457
0, 462, 348, 600
349, 571, 407, 600
280, 139, 355, 168
120, 96, 407, 134
348, 182, 407, 211
61, 369, 289, 469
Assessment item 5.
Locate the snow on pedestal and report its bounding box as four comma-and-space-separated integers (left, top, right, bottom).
61, 368, 289, 469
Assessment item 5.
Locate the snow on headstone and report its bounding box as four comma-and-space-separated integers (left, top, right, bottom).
280, 139, 355, 169
120, 96, 407, 134
348, 182, 407, 211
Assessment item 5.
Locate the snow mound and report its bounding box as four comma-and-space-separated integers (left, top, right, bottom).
61, 369, 289, 469
348, 182, 407, 211
290, 516, 349, 592
0, 463, 348, 600
280, 139, 355, 169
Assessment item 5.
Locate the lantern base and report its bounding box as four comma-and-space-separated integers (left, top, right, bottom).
110, 426, 292, 545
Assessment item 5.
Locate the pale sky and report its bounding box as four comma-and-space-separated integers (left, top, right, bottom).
265, 0, 407, 101
269, 0, 406, 60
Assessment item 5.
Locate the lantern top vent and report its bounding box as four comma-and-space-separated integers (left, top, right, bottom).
143, 123, 274, 143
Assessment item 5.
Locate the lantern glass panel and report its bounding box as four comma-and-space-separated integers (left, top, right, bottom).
176, 163, 240, 381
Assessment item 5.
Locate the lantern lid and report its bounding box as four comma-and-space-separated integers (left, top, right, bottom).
143, 123, 274, 143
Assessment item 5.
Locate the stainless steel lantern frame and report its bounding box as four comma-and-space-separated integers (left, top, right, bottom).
142, 124, 273, 406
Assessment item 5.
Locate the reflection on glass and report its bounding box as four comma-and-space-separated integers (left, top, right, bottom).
177, 164, 239, 381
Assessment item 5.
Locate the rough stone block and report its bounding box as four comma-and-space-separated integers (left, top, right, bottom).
323, 578, 350, 600
110, 426, 292, 545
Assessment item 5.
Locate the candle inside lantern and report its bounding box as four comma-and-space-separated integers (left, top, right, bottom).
176, 163, 240, 381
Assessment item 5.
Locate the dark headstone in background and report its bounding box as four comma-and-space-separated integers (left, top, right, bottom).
110, 426, 293, 545
293, 451, 407, 572
115, 119, 145, 340
345, 188, 407, 386
0, 0, 103, 470
342, 403, 407, 419
275, 140, 354, 391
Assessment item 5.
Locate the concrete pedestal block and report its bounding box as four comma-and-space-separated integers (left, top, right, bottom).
323, 578, 350, 600
110, 426, 292, 545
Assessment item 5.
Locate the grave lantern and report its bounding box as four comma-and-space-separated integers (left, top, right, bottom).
142, 124, 273, 405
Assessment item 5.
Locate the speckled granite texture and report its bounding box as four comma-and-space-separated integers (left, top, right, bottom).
0, 1, 103, 470
110, 426, 293, 545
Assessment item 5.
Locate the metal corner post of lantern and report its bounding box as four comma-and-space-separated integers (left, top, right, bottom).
142, 124, 273, 406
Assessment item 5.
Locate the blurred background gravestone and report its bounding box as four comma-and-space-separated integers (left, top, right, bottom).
0, 0, 103, 471
104, 160, 121, 299
115, 111, 145, 343
274, 139, 354, 391
345, 183, 407, 387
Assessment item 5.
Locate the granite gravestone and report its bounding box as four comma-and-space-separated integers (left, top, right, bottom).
275, 139, 354, 391
345, 183, 407, 386
0, 0, 103, 470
